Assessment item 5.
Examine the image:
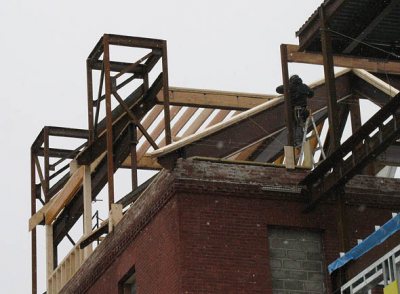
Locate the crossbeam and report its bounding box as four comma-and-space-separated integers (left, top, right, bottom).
285, 44, 400, 75
156, 87, 277, 110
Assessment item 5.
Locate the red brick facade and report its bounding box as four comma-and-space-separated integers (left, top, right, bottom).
62, 159, 400, 293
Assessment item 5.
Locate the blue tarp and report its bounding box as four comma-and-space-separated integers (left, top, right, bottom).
328, 214, 400, 274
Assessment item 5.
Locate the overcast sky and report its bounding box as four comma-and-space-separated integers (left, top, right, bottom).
0, 1, 330, 293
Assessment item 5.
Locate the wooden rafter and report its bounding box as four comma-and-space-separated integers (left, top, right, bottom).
156, 87, 277, 110
181, 108, 214, 138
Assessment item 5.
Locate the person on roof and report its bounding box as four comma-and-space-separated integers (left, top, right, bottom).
276, 75, 314, 147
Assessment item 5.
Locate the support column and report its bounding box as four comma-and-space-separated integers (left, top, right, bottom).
30, 151, 37, 294
43, 127, 50, 202
320, 7, 340, 152
129, 123, 138, 190
103, 34, 115, 210
280, 44, 294, 147
86, 60, 94, 144
83, 165, 93, 257
46, 224, 54, 287
162, 40, 172, 145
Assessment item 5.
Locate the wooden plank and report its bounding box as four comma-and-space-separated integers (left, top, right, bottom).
203, 109, 231, 128
157, 87, 277, 110
286, 44, 400, 75
108, 204, 123, 232
46, 224, 54, 281
45, 166, 84, 225
121, 154, 162, 169
232, 141, 264, 161
352, 69, 399, 97
303, 140, 313, 169
29, 190, 59, 231
284, 146, 295, 169
83, 165, 93, 258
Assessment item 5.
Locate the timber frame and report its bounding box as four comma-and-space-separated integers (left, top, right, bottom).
30, 2, 400, 292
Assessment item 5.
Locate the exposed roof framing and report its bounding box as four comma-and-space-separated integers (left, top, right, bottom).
149, 70, 354, 167
149, 69, 400, 171
296, 0, 400, 59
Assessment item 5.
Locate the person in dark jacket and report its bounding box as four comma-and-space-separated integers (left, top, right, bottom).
276, 75, 314, 147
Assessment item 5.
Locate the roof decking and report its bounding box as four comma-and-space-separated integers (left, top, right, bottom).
296, 0, 400, 59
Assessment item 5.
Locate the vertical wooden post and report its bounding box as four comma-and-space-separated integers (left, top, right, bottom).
103, 34, 115, 210
350, 96, 362, 133
162, 40, 172, 145
86, 60, 94, 144
46, 224, 54, 289
43, 127, 50, 202
303, 140, 313, 168
129, 124, 138, 190
83, 165, 93, 257
109, 204, 123, 233
320, 7, 340, 152
280, 44, 294, 147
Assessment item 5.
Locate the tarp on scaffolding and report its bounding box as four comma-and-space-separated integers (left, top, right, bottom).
329, 214, 400, 274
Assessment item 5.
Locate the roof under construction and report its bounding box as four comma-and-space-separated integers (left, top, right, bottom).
27, 0, 400, 293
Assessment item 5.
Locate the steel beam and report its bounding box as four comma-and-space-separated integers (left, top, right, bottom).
103, 34, 115, 209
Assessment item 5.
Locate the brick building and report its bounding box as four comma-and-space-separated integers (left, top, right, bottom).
29, 1, 400, 293
60, 159, 400, 293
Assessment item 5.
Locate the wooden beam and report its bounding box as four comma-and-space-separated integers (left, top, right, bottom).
159, 107, 198, 146
286, 44, 400, 75
204, 109, 231, 128
83, 165, 92, 257
136, 106, 182, 160
156, 87, 277, 110
29, 191, 59, 231
121, 155, 162, 169
108, 204, 123, 232
181, 109, 214, 138
45, 166, 84, 225
46, 224, 54, 282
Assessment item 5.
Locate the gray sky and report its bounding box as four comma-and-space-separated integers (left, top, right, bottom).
1, 1, 327, 293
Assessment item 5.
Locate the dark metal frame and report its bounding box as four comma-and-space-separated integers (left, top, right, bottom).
30, 34, 171, 294
85, 34, 171, 209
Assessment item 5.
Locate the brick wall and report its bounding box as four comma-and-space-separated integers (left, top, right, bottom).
64, 159, 399, 293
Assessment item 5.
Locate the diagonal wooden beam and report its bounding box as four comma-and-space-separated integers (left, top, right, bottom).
159, 107, 198, 146
113, 91, 158, 150
136, 106, 182, 160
